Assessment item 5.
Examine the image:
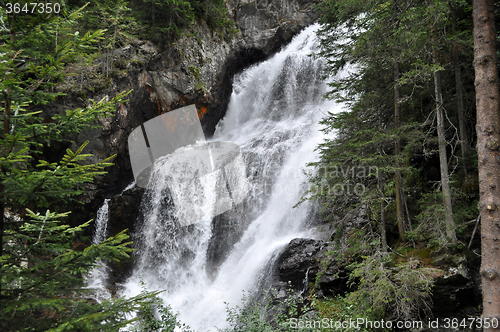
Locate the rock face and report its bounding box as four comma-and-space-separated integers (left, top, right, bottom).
275, 238, 351, 296
106, 187, 145, 238
275, 237, 482, 321
430, 263, 479, 315
206, 199, 256, 276
277, 238, 325, 288
51, 0, 319, 240
60, 0, 318, 287
69, 0, 318, 198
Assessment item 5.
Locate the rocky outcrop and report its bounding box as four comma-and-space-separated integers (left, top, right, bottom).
106, 187, 145, 237
275, 238, 351, 296
274, 237, 482, 322
229, 0, 318, 55
206, 198, 256, 276
430, 262, 479, 315
96, 187, 145, 287
68, 0, 318, 197
47, 0, 318, 240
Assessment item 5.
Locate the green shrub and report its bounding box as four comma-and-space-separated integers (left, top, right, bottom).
346, 253, 432, 321
125, 291, 193, 332
220, 290, 313, 332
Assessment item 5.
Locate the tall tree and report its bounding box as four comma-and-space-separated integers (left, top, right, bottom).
473, 0, 500, 327
394, 60, 407, 241
451, 2, 470, 172
0, 3, 170, 330
316, 0, 430, 243
431, 1, 457, 243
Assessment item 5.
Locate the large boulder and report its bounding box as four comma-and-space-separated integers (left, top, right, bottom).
275, 238, 351, 296
275, 236, 481, 320
103, 186, 145, 287
106, 186, 145, 237
430, 262, 479, 315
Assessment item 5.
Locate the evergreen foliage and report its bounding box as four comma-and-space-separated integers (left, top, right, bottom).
67, 0, 235, 45
311, 0, 479, 248
221, 289, 373, 332
125, 287, 193, 332
303, 0, 488, 321
221, 291, 311, 332
0, 2, 185, 331
1, 210, 155, 331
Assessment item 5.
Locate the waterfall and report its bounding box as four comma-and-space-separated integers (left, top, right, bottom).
87, 182, 136, 298
87, 199, 111, 300
93, 199, 110, 246
124, 24, 343, 331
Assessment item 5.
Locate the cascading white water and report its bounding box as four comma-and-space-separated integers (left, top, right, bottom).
87, 182, 136, 297
93, 199, 111, 245
125, 24, 343, 331
87, 199, 111, 296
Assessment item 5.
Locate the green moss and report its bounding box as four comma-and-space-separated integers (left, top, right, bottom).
188, 65, 201, 80
194, 81, 207, 95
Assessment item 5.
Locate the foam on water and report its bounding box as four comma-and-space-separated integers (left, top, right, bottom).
123, 24, 344, 331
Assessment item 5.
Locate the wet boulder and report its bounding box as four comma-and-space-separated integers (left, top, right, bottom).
106, 186, 144, 237
275, 238, 351, 296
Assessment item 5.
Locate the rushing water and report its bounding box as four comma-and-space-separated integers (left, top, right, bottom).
123, 24, 343, 331
87, 199, 111, 298
93, 199, 111, 246
87, 183, 136, 297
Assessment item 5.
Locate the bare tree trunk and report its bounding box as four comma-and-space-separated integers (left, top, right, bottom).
55, 23, 58, 50
394, 61, 406, 241
378, 171, 387, 251
10, 19, 15, 44
452, 3, 469, 175
151, 0, 155, 26
109, 12, 118, 75
432, 19, 457, 244
473, 0, 500, 328
455, 64, 468, 161
434, 68, 457, 243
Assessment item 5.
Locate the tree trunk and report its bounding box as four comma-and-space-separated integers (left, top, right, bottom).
0, 183, 3, 298
378, 171, 387, 251
151, 0, 155, 26
455, 64, 468, 163
432, 21, 457, 244
394, 61, 406, 241
434, 68, 457, 243
473, 0, 500, 328
452, 4, 469, 174
109, 13, 118, 75
0, 186, 3, 299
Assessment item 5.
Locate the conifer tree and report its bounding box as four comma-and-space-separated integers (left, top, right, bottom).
0, 3, 170, 330
314, 0, 475, 246
430, 0, 457, 243
315, 0, 425, 242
